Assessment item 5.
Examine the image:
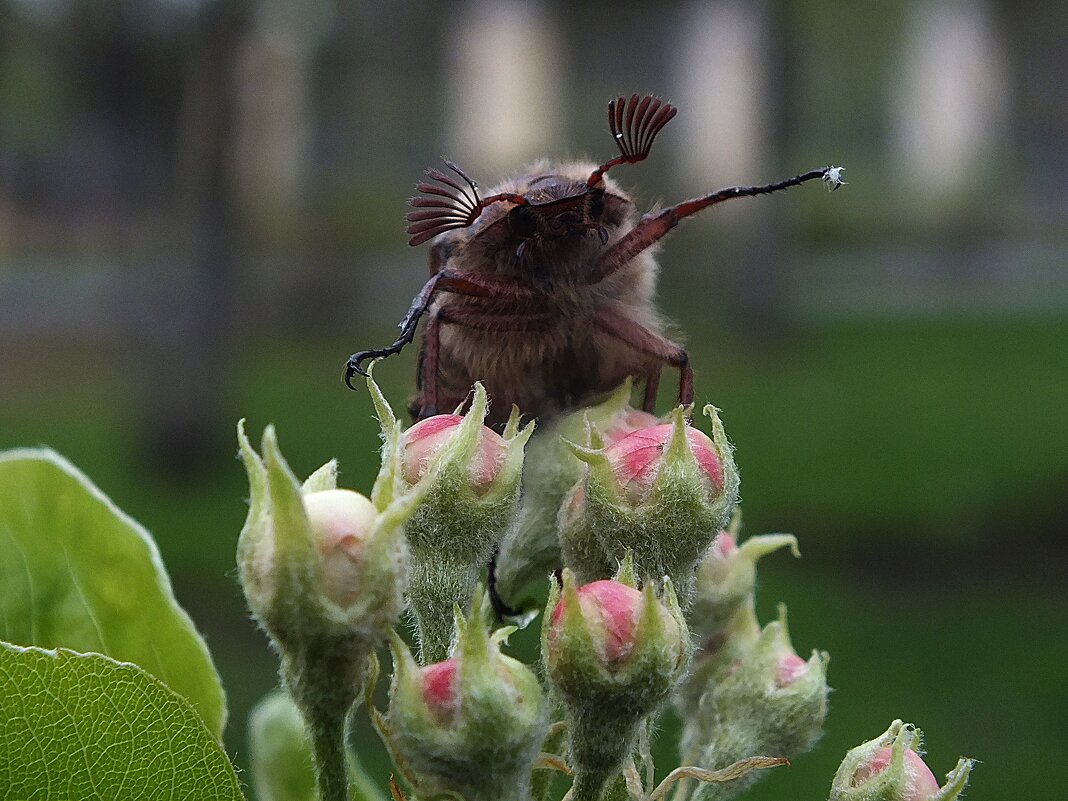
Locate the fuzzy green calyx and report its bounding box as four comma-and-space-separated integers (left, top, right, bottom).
829, 720, 975, 801
680, 605, 829, 801
386, 592, 547, 801
372, 375, 533, 662
237, 420, 419, 652
543, 569, 691, 801
560, 405, 740, 606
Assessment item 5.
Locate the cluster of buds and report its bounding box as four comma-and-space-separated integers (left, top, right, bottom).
236, 376, 977, 801
829, 720, 974, 801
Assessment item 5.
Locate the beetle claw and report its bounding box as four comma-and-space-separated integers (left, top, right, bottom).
343, 352, 376, 388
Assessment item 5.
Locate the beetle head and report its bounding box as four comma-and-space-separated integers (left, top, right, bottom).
405, 94, 676, 248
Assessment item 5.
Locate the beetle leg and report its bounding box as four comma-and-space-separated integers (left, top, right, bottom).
642, 366, 662, 412
344, 270, 541, 388
595, 308, 692, 408
418, 308, 444, 417
590, 167, 832, 284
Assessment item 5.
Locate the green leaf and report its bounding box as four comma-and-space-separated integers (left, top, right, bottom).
0, 449, 227, 737
0, 643, 244, 800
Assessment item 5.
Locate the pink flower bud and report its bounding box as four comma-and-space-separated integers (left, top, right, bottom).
776, 651, 809, 687
601, 409, 660, 447
603, 423, 723, 504
420, 659, 459, 725
711, 531, 738, 559
402, 414, 507, 492
851, 747, 941, 801
551, 580, 679, 665
303, 489, 378, 607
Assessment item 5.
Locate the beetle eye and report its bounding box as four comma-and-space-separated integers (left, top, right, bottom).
589, 188, 606, 220
508, 204, 537, 238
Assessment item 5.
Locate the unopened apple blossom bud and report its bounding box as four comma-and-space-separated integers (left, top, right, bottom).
494, 379, 656, 609
561, 405, 740, 603
544, 569, 691, 801
682, 606, 829, 801
369, 376, 533, 663
690, 529, 800, 646
302, 489, 377, 608
402, 413, 508, 491
601, 407, 660, 447
829, 720, 974, 801
603, 420, 724, 504
237, 418, 427, 801
387, 592, 546, 801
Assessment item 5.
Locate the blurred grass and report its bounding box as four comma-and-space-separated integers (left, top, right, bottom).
2, 315, 1065, 800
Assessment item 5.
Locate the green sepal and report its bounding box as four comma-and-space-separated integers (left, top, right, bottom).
613, 551, 639, 589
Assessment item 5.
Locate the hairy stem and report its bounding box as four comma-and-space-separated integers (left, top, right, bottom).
310, 711, 351, 801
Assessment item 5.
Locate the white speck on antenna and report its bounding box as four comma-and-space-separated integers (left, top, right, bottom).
823, 166, 847, 192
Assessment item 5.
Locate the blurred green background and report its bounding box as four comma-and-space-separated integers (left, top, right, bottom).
1, 1, 1065, 799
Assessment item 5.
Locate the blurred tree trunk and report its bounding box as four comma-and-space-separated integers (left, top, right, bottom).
145, 2, 249, 475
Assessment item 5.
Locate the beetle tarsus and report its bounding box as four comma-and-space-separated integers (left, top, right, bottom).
344, 347, 399, 389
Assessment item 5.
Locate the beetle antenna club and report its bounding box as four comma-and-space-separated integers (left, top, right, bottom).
586, 94, 677, 187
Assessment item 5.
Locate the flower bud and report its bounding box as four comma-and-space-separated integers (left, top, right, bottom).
369, 375, 533, 663
829, 720, 975, 801
603, 421, 723, 504
402, 413, 508, 492
689, 529, 800, 646
601, 407, 660, 447
561, 405, 740, 603
681, 606, 829, 801
853, 748, 940, 800
544, 569, 691, 801
237, 417, 430, 801
302, 489, 377, 608
237, 422, 416, 644
493, 379, 655, 610
387, 592, 546, 801
418, 658, 462, 722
